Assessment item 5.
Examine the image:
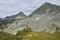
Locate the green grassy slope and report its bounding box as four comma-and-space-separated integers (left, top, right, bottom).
24, 32, 60, 40
3, 26, 60, 40
3, 31, 60, 40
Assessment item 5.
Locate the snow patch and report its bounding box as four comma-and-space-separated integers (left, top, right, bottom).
36, 17, 39, 20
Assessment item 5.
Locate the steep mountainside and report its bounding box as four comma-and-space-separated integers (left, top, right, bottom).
27, 2, 60, 32
0, 12, 27, 31
4, 2, 60, 34
29, 2, 60, 17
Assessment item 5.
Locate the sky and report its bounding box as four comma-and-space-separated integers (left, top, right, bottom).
0, 0, 60, 18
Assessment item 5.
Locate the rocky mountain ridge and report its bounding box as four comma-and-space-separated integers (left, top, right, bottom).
1, 2, 60, 34
4, 12, 26, 20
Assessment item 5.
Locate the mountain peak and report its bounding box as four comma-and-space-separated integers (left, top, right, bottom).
42, 2, 52, 7
17, 12, 24, 15
5, 12, 26, 20
43, 2, 51, 5
29, 2, 60, 17
16, 12, 26, 17
15, 12, 26, 19
40, 2, 53, 8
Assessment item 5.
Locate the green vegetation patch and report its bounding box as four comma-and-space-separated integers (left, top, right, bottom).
3, 32, 16, 40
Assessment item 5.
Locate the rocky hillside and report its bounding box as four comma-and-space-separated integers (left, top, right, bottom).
0, 12, 26, 31
3, 2, 60, 34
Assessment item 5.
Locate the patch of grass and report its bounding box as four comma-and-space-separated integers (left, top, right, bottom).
3, 32, 16, 40
3, 32, 60, 40
24, 32, 60, 40
3, 29, 60, 40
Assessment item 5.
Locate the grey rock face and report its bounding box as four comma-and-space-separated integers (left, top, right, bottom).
4, 2, 60, 34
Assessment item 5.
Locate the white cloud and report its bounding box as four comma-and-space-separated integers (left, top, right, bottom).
0, 0, 60, 18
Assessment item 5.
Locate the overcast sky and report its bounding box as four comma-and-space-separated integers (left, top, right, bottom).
0, 0, 60, 18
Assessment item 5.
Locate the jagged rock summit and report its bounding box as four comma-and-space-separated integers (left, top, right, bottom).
5, 12, 26, 20
29, 2, 60, 17
15, 12, 26, 19
4, 2, 60, 34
